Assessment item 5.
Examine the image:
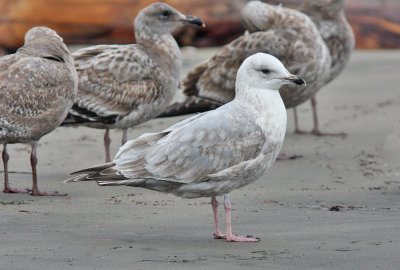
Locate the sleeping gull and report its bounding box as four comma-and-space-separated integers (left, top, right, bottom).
0, 26, 78, 196
185, 1, 328, 107
63, 2, 204, 162
162, 1, 344, 136
65, 53, 305, 242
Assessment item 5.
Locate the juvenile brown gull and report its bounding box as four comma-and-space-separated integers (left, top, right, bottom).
185, 1, 328, 107
65, 53, 305, 242
162, 1, 336, 136
0, 26, 78, 196
63, 2, 204, 162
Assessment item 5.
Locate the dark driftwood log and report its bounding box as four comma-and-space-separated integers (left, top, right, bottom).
0, 0, 399, 51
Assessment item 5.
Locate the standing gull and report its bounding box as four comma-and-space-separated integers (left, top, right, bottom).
162, 1, 351, 136
63, 2, 204, 162
295, 0, 355, 134
65, 53, 306, 242
0, 26, 78, 196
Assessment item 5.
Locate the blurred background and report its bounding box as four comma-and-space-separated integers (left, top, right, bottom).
0, 0, 399, 53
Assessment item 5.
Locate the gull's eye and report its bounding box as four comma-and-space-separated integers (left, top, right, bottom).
260, 68, 270, 74
161, 10, 170, 17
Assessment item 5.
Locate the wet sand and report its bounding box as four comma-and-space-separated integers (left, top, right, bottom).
1, 49, 400, 269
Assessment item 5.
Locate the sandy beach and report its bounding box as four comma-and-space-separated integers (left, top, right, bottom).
1, 48, 400, 269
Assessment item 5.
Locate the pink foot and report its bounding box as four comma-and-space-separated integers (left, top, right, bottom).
31, 189, 67, 196
3, 186, 30, 194
213, 231, 226, 239
222, 195, 260, 243
226, 234, 260, 242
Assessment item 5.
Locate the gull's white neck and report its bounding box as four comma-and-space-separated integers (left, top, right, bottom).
234, 79, 287, 140
234, 79, 284, 108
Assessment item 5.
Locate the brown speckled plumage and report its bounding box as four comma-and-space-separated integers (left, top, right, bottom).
64, 2, 204, 162
0, 26, 77, 195
0, 27, 77, 143
168, 1, 330, 110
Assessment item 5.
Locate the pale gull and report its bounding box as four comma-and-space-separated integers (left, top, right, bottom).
0, 26, 78, 196
63, 2, 204, 162
65, 53, 306, 242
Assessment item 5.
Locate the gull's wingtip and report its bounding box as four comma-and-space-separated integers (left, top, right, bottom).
69, 162, 116, 176
63, 174, 89, 183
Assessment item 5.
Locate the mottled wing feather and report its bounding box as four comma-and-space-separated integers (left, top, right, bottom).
72, 45, 122, 66
158, 95, 222, 118
113, 104, 265, 184
182, 60, 208, 97
70, 44, 163, 122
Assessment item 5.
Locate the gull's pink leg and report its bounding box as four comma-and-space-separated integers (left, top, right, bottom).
30, 143, 67, 196
295, 96, 346, 136
2, 144, 30, 194
309, 96, 346, 136
211, 196, 226, 239
104, 128, 111, 162
223, 195, 260, 242
121, 128, 128, 145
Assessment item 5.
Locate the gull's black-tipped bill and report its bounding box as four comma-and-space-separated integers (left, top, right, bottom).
180, 15, 205, 27
285, 75, 306, 86
293, 76, 306, 86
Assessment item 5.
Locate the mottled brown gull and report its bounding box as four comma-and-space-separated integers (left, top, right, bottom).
186, 1, 328, 106
65, 53, 305, 242
63, 2, 204, 162
163, 1, 351, 136
295, 0, 355, 135
0, 26, 78, 196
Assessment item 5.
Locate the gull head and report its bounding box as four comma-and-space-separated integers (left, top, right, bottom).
237, 53, 306, 91
135, 2, 204, 34
24, 26, 64, 45
20, 26, 73, 67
